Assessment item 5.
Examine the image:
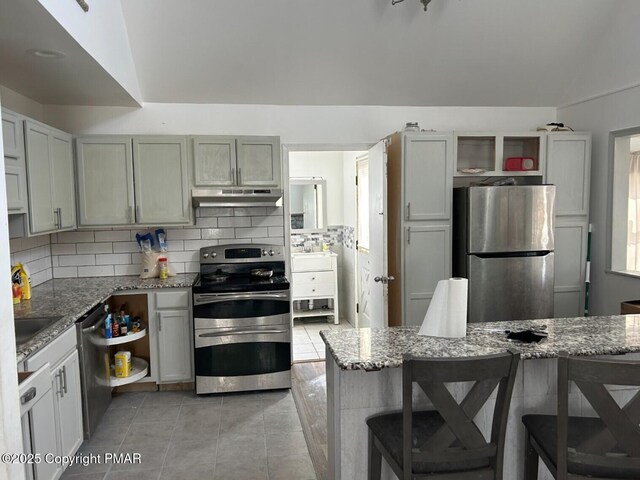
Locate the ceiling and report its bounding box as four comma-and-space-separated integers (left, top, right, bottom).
0, 0, 632, 108
0, 0, 139, 106
121, 0, 623, 107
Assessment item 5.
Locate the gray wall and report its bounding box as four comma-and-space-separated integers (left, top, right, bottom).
559, 84, 640, 315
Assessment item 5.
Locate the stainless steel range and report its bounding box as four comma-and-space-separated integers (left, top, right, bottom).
192, 244, 291, 394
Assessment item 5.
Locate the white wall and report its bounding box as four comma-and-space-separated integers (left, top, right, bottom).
0, 85, 44, 121
35, 0, 142, 104
289, 151, 344, 225
558, 84, 640, 314
43, 104, 555, 142
0, 91, 26, 480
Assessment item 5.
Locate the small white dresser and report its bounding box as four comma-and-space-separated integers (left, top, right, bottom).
291, 252, 339, 324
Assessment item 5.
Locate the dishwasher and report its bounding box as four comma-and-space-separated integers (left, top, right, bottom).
76, 302, 111, 439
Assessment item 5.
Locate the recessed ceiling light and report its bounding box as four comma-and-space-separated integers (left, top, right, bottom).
27, 49, 66, 59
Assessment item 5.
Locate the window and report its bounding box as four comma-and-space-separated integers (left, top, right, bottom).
356, 157, 369, 251
610, 129, 640, 274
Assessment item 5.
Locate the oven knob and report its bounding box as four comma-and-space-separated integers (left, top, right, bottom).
268, 249, 274, 256
203, 253, 209, 259
211, 252, 217, 258
262, 250, 267, 256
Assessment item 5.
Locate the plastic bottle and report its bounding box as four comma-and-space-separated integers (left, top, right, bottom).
158, 257, 169, 279
105, 313, 112, 339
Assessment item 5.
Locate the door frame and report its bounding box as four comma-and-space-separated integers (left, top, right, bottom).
282, 143, 374, 330
355, 154, 370, 329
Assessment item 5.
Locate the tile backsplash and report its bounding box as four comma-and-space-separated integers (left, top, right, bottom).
50, 207, 284, 278
291, 225, 349, 249
9, 234, 53, 287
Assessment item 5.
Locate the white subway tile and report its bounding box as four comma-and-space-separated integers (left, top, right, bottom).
96, 254, 131, 265
195, 217, 218, 228
114, 265, 141, 276
78, 265, 115, 277
51, 244, 77, 255
267, 207, 283, 217
51, 257, 59, 267
252, 216, 284, 227
30, 270, 49, 287
56, 231, 95, 244
113, 242, 140, 253
219, 217, 251, 228
95, 230, 132, 242
166, 228, 201, 240
198, 207, 233, 217
77, 242, 113, 254
166, 240, 184, 251
169, 262, 185, 274
233, 207, 267, 217
215, 239, 247, 245
168, 251, 199, 263
58, 254, 96, 267
184, 240, 218, 250
29, 257, 51, 274
49, 233, 58, 243
268, 226, 284, 237
185, 262, 200, 273
254, 237, 285, 246
131, 254, 143, 265
53, 266, 78, 278
235, 227, 268, 239
10, 238, 22, 251
201, 228, 235, 240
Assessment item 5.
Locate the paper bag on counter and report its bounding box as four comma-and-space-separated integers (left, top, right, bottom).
418, 278, 468, 338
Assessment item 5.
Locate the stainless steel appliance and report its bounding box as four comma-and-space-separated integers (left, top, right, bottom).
452, 185, 556, 323
191, 188, 283, 207
192, 244, 291, 394
75, 302, 111, 439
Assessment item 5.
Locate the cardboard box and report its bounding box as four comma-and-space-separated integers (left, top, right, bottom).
621, 300, 640, 314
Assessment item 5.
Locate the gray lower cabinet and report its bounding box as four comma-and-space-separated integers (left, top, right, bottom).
545, 133, 591, 317
2, 109, 28, 213
24, 119, 76, 235
24, 328, 83, 480
192, 135, 281, 188
76, 136, 191, 226
152, 290, 193, 383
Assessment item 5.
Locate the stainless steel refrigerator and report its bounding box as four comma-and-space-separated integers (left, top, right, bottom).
452, 185, 556, 323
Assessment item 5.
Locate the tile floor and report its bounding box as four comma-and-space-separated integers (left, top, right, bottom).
61, 389, 315, 480
292, 317, 353, 362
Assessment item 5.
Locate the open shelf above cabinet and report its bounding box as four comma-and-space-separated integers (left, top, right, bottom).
454, 132, 545, 177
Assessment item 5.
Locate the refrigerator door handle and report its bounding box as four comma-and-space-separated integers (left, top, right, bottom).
473, 250, 552, 259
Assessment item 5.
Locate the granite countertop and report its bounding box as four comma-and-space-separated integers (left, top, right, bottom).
320, 316, 640, 371
14, 274, 197, 363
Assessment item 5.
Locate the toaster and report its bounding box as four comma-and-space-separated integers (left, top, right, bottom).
504, 157, 536, 171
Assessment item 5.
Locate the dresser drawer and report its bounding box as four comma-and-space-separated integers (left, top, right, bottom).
293, 281, 335, 298
292, 271, 334, 286
292, 255, 333, 272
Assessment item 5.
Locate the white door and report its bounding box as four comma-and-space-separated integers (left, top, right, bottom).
356, 157, 370, 328
157, 310, 192, 382
368, 141, 388, 328
55, 350, 83, 460
50, 131, 76, 230
24, 121, 56, 234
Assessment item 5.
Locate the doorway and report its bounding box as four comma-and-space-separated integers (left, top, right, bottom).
355, 156, 371, 327
284, 146, 369, 362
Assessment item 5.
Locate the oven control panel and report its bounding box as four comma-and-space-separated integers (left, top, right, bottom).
200, 244, 284, 263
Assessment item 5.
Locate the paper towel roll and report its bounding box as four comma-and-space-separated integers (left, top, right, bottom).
418, 277, 468, 338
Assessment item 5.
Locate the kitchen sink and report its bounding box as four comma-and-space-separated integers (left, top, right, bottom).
14, 317, 62, 346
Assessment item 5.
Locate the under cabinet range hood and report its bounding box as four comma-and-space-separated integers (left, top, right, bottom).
191, 188, 283, 207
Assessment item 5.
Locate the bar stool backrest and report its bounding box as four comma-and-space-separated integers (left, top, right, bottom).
402, 350, 520, 480
557, 352, 640, 479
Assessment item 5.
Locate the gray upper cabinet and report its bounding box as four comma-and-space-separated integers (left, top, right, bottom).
193, 136, 236, 186
133, 136, 190, 224
76, 137, 135, 226
24, 120, 76, 235
76, 136, 191, 226
545, 133, 591, 217
2, 109, 28, 213
192, 135, 281, 188
403, 133, 453, 221
236, 136, 281, 186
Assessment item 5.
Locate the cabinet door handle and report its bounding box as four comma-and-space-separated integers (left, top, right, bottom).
238, 167, 242, 185
62, 365, 68, 394
57, 208, 62, 229
21, 387, 36, 404
407, 227, 411, 245
53, 209, 59, 229
55, 370, 64, 398
406, 202, 411, 220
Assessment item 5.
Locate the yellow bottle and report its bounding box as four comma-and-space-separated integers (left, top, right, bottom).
19, 264, 31, 300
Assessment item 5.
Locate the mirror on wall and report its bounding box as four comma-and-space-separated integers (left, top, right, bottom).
290, 178, 327, 232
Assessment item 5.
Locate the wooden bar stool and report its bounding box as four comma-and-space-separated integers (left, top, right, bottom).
522, 352, 640, 480
366, 350, 520, 480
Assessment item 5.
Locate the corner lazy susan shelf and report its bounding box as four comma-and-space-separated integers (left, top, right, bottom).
100, 328, 150, 387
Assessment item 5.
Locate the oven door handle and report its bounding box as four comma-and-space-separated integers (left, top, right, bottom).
194, 292, 289, 305
198, 329, 288, 337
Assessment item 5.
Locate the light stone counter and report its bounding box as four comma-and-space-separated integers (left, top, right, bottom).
14, 274, 197, 363
321, 316, 640, 480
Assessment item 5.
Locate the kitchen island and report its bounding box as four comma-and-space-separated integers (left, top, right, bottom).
320, 316, 640, 480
